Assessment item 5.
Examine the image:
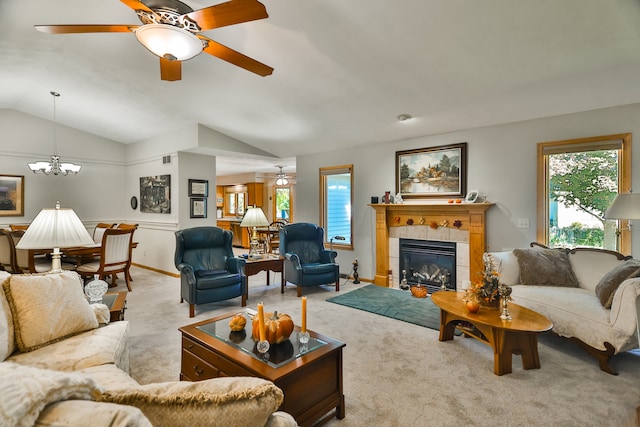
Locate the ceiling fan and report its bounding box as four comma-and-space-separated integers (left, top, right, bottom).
34, 0, 273, 81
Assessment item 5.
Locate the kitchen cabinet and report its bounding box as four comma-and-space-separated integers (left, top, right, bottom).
246, 183, 263, 207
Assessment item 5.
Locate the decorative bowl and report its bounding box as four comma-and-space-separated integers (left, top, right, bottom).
410, 285, 428, 298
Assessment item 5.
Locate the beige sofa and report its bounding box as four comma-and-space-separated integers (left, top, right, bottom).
0, 270, 298, 427
487, 243, 640, 375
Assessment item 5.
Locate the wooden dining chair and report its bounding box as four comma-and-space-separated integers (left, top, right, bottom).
116, 223, 138, 231
0, 229, 17, 272
8, 230, 75, 274
76, 228, 135, 291
268, 220, 287, 254
9, 224, 29, 231
93, 223, 116, 244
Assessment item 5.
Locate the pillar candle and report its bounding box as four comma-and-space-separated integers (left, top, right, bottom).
257, 302, 266, 341
301, 296, 307, 333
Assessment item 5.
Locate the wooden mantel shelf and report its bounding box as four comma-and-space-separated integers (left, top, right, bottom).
369, 202, 494, 287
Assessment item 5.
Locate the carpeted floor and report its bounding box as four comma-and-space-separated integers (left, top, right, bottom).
326, 284, 443, 331
114, 266, 640, 427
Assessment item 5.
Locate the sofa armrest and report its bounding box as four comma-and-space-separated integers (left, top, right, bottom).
609, 278, 640, 340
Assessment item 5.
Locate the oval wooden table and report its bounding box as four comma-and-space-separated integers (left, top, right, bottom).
431, 290, 552, 376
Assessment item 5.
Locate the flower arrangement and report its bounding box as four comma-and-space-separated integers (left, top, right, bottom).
469, 253, 502, 305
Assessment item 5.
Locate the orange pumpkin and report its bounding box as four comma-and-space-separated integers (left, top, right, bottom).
252, 311, 294, 344
229, 314, 247, 332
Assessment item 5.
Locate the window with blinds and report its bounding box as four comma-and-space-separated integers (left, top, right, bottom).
320, 165, 353, 249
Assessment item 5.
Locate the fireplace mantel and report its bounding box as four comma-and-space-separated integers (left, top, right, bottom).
369, 202, 494, 287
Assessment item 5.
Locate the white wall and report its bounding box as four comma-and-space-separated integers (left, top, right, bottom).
296, 103, 640, 281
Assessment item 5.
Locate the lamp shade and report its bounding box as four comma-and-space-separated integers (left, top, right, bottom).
240, 206, 269, 228
15, 202, 94, 250
604, 193, 640, 220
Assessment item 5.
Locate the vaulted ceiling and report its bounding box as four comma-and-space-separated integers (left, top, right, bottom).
2, 0, 640, 175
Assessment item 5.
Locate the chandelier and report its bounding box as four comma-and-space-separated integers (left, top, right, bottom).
28, 91, 82, 176
275, 166, 289, 186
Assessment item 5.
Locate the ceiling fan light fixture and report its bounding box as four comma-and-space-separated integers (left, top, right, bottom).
135, 23, 203, 61
275, 165, 289, 186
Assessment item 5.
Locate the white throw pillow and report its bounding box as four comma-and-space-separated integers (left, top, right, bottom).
2, 271, 98, 352
0, 362, 103, 427
0, 272, 15, 361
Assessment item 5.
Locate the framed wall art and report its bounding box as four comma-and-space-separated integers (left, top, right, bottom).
0, 174, 24, 217
140, 174, 171, 213
396, 142, 467, 199
190, 197, 207, 218
188, 179, 209, 197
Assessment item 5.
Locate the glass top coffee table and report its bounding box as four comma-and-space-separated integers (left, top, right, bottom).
194, 309, 328, 368
180, 309, 346, 427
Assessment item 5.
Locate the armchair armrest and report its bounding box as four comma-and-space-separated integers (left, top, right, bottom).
176, 262, 196, 285
284, 253, 302, 270
609, 278, 640, 339
225, 257, 246, 275
319, 250, 337, 264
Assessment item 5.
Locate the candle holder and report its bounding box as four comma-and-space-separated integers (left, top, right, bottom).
256, 339, 270, 354
499, 284, 513, 321
298, 330, 310, 344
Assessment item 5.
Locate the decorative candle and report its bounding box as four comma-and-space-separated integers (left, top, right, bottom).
301, 296, 307, 333
257, 302, 266, 342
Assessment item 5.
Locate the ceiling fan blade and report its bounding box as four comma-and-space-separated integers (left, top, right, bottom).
120, 0, 154, 14
160, 57, 182, 81
200, 37, 273, 76
185, 0, 268, 31
35, 24, 136, 34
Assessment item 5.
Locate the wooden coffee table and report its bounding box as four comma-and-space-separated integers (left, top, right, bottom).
88, 291, 127, 322
244, 254, 285, 290
431, 290, 552, 376
179, 310, 346, 427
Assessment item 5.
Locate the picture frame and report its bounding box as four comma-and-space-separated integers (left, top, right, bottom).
396, 142, 467, 199
465, 190, 479, 203
190, 197, 207, 218
0, 174, 25, 217
188, 179, 208, 197
140, 175, 171, 214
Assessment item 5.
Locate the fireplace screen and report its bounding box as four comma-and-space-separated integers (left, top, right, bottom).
399, 239, 456, 293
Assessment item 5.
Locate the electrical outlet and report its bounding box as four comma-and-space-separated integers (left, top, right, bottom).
517, 218, 530, 229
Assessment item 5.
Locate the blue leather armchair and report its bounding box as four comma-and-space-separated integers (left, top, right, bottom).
174, 226, 247, 317
280, 223, 340, 297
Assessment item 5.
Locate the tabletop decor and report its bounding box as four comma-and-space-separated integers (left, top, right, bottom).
299, 296, 309, 343
469, 253, 503, 307
252, 307, 294, 346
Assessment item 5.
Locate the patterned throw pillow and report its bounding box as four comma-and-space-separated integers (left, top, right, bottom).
2, 271, 98, 352
99, 377, 284, 427
513, 247, 579, 287
594, 259, 640, 308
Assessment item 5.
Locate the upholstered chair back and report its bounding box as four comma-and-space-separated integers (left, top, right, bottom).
280, 223, 326, 264
175, 227, 234, 272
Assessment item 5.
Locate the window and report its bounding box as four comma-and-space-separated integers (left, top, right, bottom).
224, 186, 246, 217
537, 133, 631, 253
320, 165, 353, 249
274, 186, 292, 222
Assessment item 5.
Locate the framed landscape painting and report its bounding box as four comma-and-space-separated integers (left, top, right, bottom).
396, 143, 467, 199
0, 174, 24, 216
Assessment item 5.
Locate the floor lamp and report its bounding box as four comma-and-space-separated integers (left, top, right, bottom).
603, 193, 640, 252
15, 201, 94, 273
240, 205, 270, 260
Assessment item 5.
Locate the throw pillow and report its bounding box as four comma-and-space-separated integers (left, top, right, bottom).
513, 247, 579, 287
594, 259, 640, 309
0, 273, 16, 361
2, 271, 98, 352
99, 377, 284, 427
0, 362, 103, 427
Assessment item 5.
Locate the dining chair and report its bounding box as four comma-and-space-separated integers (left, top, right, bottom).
115, 223, 138, 282
9, 224, 29, 231
0, 229, 17, 272
93, 223, 116, 244
76, 228, 135, 291
268, 220, 287, 254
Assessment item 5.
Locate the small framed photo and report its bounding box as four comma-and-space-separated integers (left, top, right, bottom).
0, 174, 25, 217
465, 190, 479, 203
190, 198, 207, 218
188, 179, 208, 197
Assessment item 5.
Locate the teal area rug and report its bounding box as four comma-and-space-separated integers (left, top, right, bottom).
326, 284, 445, 332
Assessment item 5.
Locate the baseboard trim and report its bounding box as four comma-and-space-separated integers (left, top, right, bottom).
132, 262, 180, 278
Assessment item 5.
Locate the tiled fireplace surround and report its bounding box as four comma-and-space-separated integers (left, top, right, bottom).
370, 203, 493, 289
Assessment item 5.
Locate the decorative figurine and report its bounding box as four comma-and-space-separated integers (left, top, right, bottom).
352, 259, 360, 284
499, 284, 513, 321
400, 270, 409, 290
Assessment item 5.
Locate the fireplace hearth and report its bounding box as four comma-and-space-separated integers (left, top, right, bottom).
399, 239, 456, 294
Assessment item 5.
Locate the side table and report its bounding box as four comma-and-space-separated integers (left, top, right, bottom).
102, 291, 127, 322
244, 255, 285, 290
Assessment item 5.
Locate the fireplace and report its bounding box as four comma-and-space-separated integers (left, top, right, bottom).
399, 239, 456, 293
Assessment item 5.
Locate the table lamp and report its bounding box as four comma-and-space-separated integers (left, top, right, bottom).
15, 201, 94, 273
240, 205, 269, 260
604, 192, 640, 249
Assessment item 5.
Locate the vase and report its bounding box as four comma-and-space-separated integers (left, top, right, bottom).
479, 298, 500, 309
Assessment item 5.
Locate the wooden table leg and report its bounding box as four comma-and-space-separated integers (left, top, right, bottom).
438, 311, 456, 341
